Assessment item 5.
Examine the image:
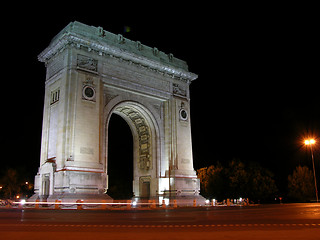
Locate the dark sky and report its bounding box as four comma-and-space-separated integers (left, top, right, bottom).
2, 3, 319, 192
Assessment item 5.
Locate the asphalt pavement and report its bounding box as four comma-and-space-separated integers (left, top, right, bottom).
1, 203, 320, 240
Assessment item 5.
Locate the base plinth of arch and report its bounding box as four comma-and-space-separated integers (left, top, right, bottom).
132, 195, 206, 207
47, 193, 112, 203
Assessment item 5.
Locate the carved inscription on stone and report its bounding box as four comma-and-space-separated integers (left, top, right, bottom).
80, 147, 94, 155
47, 54, 64, 78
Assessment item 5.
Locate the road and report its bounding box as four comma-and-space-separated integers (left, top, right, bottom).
1, 203, 320, 240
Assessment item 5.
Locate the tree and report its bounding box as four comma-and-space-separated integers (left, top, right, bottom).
227, 159, 249, 199
288, 165, 315, 202
197, 159, 278, 202
247, 162, 278, 202
197, 163, 226, 200
0, 169, 21, 199
197, 167, 209, 195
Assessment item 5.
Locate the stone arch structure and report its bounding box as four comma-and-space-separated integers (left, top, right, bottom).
31, 21, 203, 203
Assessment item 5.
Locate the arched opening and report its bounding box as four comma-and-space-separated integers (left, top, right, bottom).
105, 101, 160, 199
107, 113, 133, 199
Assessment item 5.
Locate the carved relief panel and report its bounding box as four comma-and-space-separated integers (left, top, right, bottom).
115, 106, 152, 171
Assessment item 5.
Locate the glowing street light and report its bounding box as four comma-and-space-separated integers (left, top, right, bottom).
305, 138, 318, 202
305, 139, 316, 145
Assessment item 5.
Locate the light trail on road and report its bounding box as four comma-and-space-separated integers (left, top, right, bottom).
1, 203, 320, 240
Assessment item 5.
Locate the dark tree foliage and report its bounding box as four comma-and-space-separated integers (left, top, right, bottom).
0, 169, 20, 199
0, 168, 34, 199
197, 159, 278, 202
288, 165, 315, 202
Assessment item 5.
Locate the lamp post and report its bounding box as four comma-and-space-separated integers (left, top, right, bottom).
305, 139, 318, 202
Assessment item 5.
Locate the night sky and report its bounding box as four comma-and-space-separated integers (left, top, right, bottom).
2, 3, 319, 194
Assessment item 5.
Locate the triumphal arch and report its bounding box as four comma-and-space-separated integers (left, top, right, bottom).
32, 21, 202, 203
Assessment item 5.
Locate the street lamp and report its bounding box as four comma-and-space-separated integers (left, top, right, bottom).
305, 139, 316, 145
305, 139, 318, 202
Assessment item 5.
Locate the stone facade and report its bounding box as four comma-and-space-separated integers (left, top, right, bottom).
32, 21, 202, 202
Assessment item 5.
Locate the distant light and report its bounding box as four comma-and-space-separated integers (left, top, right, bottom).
205, 199, 210, 205
132, 201, 137, 206
124, 26, 131, 33
305, 139, 316, 145
16, 195, 20, 199
21, 199, 26, 205
25, 182, 29, 185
